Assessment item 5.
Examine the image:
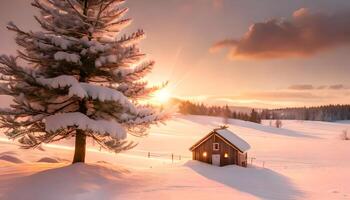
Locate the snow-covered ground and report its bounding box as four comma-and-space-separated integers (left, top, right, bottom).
0, 115, 349, 200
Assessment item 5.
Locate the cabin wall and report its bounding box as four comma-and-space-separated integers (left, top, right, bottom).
237, 152, 248, 167
193, 135, 214, 164
192, 133, 242, 166
215, 135, 237, 166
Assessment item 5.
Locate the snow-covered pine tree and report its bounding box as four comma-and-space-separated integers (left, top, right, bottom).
0, 0, 168, 163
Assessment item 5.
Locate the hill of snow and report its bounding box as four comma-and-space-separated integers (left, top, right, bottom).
0, 114, 349, 200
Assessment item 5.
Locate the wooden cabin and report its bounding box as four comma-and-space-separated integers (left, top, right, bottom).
189, 126, 250, 167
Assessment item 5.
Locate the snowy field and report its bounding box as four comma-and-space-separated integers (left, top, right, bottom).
0, 115, 349, 200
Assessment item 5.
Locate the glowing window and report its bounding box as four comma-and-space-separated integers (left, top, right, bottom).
213, 143, 220, 151
202, 152, 207, 157
224, 153, 229, 158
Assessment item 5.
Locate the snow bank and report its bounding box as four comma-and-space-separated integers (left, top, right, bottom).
0, 163, 139, 200
37, 157, 60, 163
0, 154, 24, 164
44, 112, 127, 139
1, 115, 350, 199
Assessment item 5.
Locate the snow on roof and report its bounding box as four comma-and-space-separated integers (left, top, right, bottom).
215, 128, 250, 152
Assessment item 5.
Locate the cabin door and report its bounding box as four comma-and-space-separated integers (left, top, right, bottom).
212, 154, 220, 166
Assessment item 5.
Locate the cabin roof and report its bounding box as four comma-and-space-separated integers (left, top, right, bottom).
190, 127, 250, 153
215, 128, 250, 152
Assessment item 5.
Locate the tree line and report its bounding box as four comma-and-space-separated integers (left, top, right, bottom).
178, 101, 350, 123
178, 101, 261, 123
261, 104, 350, 121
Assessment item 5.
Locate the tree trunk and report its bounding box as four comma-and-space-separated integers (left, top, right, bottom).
72, 0, 89, 164
72, 89, 88, 163
73, 129, 86, 163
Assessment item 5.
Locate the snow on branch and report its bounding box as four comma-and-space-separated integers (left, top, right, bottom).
118, 29, 145, 47
114, 61, 154, 82
44, 112, 127, 139
33, 32, 76, 50
36, 75, 82, 93
54, 51, 81, 64
36, 75, 136, 112
80, 83, 134, 110
32, 0, 90, 36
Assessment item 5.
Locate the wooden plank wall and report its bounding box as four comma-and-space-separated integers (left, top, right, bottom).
193, 133, 243, 166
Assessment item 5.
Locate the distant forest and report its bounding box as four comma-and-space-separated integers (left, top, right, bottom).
262, 105, 350, 121
178, 101, 350, 123
178, 101, 261, 123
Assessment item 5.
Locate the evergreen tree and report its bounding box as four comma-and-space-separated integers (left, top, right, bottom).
222, 105, 231, 124
0, 0, 168, 163
249, 109, 261, 123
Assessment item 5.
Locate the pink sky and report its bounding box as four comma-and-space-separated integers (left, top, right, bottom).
1, 0, 350, 108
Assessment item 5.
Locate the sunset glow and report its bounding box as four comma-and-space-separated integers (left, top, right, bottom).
152, 89, 171, 104
0, 0, 350, 109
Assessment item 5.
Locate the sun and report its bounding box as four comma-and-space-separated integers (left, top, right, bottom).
153, 89, 171, 104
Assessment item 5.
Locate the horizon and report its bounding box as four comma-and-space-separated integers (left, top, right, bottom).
172, 97, 350, 110
1, 0, 350, 108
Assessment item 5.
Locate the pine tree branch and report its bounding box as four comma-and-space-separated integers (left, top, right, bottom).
65, 0, 87, 19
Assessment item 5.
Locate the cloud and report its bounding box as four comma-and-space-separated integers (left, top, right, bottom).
288, 84, 314, 90
329, 84, 348, 90
211, 8, 350, 59
287, 84, 349, 90
210, 39, 238, 53
316, 85, 328, 90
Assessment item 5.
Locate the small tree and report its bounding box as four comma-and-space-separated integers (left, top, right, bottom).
0, 0, 168, 163
340, 130, 349, 140
275, 119, 282, 128
249, 109, 261, 124
222, 105, 231, 125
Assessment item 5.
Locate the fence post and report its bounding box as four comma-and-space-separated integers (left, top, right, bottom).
148, 152, 150, 158
250, 157, 255, 165
262, 161, 265, 168
179, 155, 181, 160
171, 153, 174, 163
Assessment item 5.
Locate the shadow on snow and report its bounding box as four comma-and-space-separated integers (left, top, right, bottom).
185, 160, 304, 200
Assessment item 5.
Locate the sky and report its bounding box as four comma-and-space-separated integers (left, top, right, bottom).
0, 0, 350, 108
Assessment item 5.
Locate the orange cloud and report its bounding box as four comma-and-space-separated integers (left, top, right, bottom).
211, 8, 350, 59
288, 84, 350, 90
329, 84, 348, 90
288, 84, 314, 90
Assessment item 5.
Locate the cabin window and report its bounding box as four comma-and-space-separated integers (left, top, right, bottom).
224, 153, 229, 158
213, 143, 220, 151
